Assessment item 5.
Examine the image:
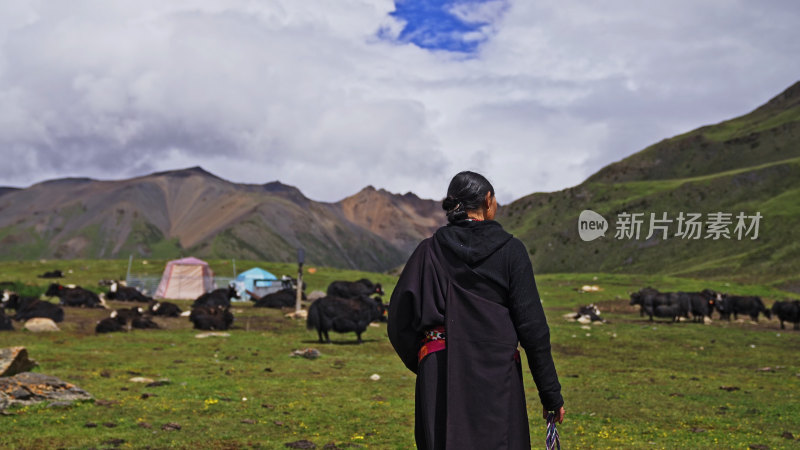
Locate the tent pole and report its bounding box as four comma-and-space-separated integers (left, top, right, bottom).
126, 254, 133, 283
295, 248, 305, 315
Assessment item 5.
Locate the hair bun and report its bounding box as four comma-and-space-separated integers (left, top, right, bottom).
442, 195, 459, 212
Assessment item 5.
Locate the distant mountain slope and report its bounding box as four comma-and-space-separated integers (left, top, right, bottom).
337, 186, 444, 253
0, 167, 444, 271
587, 81, 800, 183
499, 81, 800, 291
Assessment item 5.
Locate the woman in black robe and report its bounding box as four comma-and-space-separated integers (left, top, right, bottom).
388, 171, 565, 449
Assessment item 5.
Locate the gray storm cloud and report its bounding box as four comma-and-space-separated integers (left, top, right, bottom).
0, 0, 797, 202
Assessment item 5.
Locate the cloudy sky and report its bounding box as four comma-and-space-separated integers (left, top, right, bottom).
0, 0, 798, 203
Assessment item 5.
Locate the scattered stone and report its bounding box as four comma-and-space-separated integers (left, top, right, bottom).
47, 401, 74, 408
308, 290, 326, 301
195, 332, 231, 339
138, 422, 152, 429
274, 420, 284, 426
285, 440, 316, 449
23, 318, 60, 333
100, 370, 111, 378
719, 386, 740, 392
162, 422, 181, 431
369, 374, 381, 381
0, 347, 38, 377
241, 419, 256, 424
10, 388, 31, 400
291, 348, 321, 360
103, 422, 117, 428
145, 380, 170, 387
285, 310, 308, 320
94, 399, 119, 407
262, 404, 275, 409
0, 372, 92, 409
85, 422, 98, 428
129, 377, 155, 384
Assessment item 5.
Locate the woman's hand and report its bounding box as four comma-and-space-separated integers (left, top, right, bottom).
543, 406, 565, 424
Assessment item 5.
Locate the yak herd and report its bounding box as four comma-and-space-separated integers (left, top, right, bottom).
0, 276, 390, 343
629, 287, 800, 329
2, 275, 798, 343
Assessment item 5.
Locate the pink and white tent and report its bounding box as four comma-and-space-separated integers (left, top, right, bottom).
154, 257, 215, 300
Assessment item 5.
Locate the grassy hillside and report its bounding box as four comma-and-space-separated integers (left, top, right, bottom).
500, 81, 800, 292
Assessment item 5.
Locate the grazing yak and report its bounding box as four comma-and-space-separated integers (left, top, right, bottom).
96, 307, 159, 333
45, 284, 105, 308
95, 317, 125, 333
251, 289, 306, 308
107, 281, 152, 302
0, 309, 13, 331
148, 301, 182, 317
2, 292, 65, 323
306, 295, 384, 344
189, 305, 234, 330
38, 270, 64, 278
716, 294, 771, 322
567, 304, 606, 323
192, 284, 240, 309
771, 300, 800, 330
630, 288, 717, 322
326, 279, 384, 299
1, 291, 38, 311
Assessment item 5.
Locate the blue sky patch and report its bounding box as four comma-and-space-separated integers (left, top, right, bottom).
380, 0, 508, 54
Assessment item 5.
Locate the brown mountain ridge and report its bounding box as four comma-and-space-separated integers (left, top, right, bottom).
0, 167, 445, 272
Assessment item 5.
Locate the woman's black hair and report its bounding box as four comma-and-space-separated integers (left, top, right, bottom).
442, 171, 495, 223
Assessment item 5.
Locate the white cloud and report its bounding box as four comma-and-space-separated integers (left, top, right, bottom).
0, 0, 797, 204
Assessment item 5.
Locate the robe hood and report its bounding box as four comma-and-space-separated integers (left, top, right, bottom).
434, 220, 513, 265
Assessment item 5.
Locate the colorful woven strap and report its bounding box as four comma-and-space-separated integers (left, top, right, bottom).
546, 412, 560, 450
418, 326, 446, 363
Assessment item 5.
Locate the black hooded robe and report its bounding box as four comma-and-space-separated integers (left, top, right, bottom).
388, 220, 563, 450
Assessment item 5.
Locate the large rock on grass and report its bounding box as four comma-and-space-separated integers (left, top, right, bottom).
23, 318, 60, 332
0, 372, 92, 410
0, 347, 38, 377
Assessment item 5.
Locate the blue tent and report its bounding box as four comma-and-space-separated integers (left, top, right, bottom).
235, 267, 279, 301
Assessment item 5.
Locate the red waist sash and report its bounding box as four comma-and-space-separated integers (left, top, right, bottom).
418, 326, 520, 363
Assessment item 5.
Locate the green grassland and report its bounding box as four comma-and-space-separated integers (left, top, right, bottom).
1, 261, 799, 448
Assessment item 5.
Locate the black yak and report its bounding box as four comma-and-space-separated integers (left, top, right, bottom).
192, 285, 240, 309
326, 279, 384, 299
771, 300, 800, 330
306, 295, 383, 344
